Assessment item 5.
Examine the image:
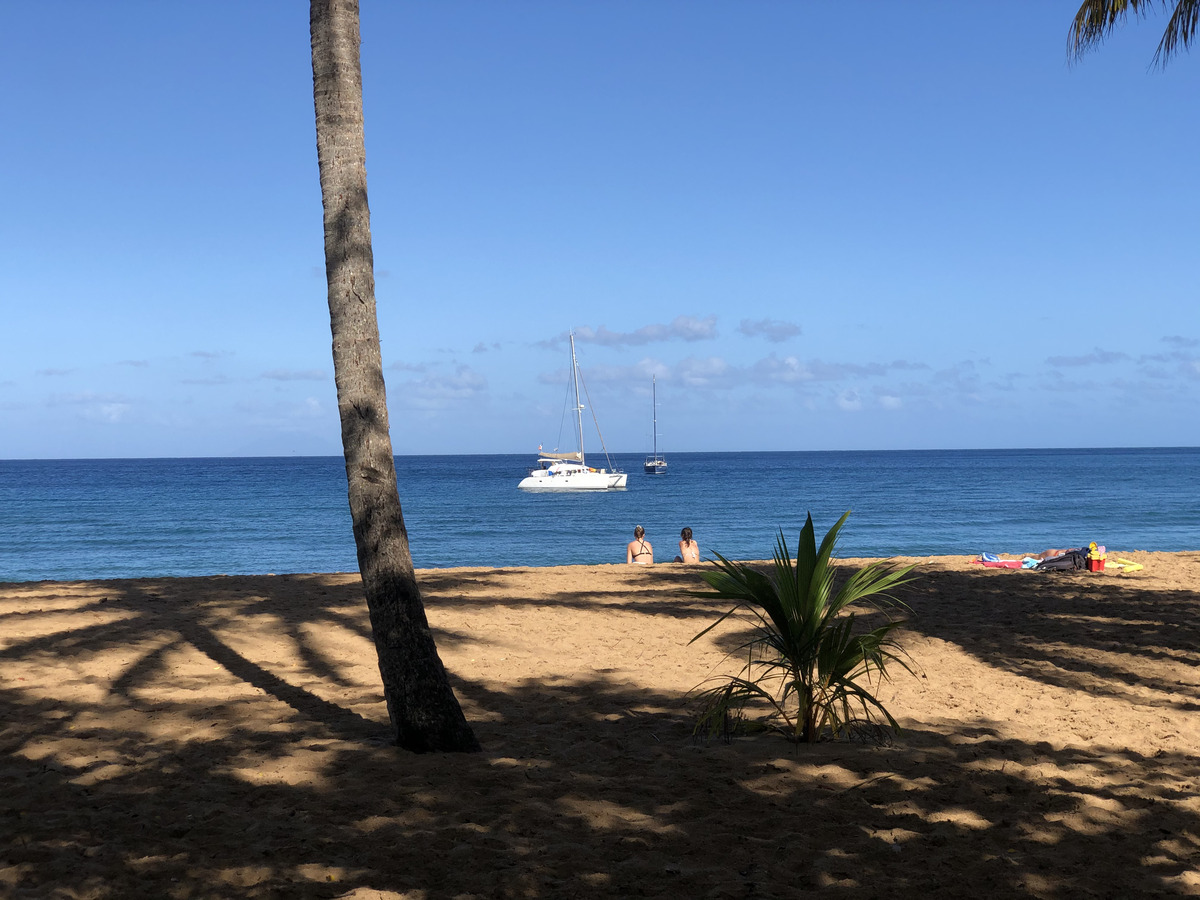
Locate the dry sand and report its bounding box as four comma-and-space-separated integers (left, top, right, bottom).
2, 551, 1198, 898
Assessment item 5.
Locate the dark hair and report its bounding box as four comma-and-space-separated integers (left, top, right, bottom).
681, 527, 693, 541
634, 525, 645, 538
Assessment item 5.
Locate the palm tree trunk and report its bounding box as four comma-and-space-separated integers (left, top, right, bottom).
309, 0, 479, 753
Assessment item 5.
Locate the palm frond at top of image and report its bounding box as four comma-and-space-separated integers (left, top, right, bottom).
1069, 0, 1199, 67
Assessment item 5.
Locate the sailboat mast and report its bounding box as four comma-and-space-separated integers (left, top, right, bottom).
570, 331, 586, 465
652, 375, 657, 458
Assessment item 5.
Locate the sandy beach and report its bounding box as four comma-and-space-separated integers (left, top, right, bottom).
2, 551, 1198, 898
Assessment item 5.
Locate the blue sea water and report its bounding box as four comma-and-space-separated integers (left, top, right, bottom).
0, 448, 1197, 583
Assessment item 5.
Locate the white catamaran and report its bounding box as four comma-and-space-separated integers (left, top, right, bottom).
518, 332, 628, 491
643, 375, 667, 474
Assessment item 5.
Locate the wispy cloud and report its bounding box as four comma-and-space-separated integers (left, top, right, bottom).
472, 342, 501, 354
675, 356, 732, 387
835, 389, 862, 412
392, 365, 487, 408
1163, 335, 1199, 349
738, 318, 801, 342
261, 369, 326, 382
44, 391, 132, 422
750, 355, 928, 385
387, 360, 427, 373
931, 360, 984, 394
190, 350, 232, 360
118, 360, 150, 368
45, 391, 124, 406
568, 315, 718, 348
1046, 348, 1130, 367
36, 368, 74, 376
751, 354, 809, 384
543, 357, 668, 386
181, 375, 237, 386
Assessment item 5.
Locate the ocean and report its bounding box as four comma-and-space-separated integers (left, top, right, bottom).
1, 448, 1196, 583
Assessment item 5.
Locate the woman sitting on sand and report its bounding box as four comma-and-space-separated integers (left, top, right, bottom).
675, 527, 700, 564
626, 526, 653, 565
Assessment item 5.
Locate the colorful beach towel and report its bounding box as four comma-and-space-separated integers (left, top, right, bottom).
971, 558, 1024, 569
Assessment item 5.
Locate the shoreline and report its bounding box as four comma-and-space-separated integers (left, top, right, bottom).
3, 552, 1198, 896
2, 545, 1191, 586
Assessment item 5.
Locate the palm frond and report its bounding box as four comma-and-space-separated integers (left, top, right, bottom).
1156, 0, 1200, 64
1069, 0, 1196, 67
688, 511, 918, 744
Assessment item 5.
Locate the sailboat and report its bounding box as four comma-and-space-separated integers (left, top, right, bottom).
518, 332, 628, 491
643, 375, 667, 474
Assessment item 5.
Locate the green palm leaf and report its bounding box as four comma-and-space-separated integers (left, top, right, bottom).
688, 511, 916, 744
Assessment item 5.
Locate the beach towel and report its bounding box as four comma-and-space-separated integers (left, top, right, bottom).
971, 559, 1024, 569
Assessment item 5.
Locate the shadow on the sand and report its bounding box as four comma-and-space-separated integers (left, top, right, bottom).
679, 559, 1200, 713
417, 564, 722, 620
1, 572, 1197, 898
891, 563, 1200, 711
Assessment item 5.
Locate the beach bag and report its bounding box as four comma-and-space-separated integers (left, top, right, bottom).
1036, 550, 1087, 572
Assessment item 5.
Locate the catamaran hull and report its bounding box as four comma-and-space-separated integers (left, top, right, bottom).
518, 471, 627, 490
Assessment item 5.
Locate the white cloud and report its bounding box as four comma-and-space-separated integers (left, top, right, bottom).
88, 403, 131, 423
675, 356, 731, 387
1046, 348, 1130, 367
386, 360, 427, 373
571, 315, 718, 347
752, 354, 810, 384
45, 391, 125, 407
836, 390, 862, 411
44, 391, 133, 423
261, 369, 327, 381
1163, 335, 1198, 349
749, 355, 927, 385
549, 357, 668, 385
738, 318, 802, 342
392, 365, 487, 408
181, 375, 237, 386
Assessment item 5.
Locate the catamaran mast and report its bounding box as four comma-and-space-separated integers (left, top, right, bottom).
570, 331, 586, 466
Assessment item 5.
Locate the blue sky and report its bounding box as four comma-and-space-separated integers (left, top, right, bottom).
3, 1, 1198, 458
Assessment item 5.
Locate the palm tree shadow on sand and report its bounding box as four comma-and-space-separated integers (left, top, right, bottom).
1, 566, 1197, 897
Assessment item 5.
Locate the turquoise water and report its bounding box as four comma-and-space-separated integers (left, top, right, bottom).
1, 448, 1196, 582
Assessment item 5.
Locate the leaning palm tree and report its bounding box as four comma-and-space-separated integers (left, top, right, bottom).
310, 0, 478, 752
1070, 0, 1198, 66
689, 512, 916, 744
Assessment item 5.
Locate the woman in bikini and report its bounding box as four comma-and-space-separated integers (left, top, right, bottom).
626, 525, 654, 565
676, 527, 700, 564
